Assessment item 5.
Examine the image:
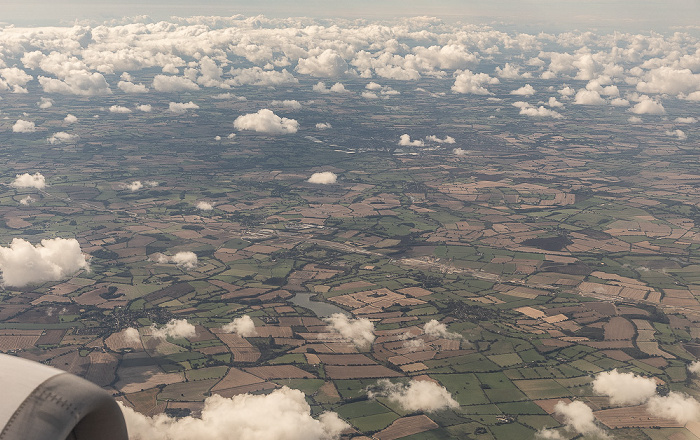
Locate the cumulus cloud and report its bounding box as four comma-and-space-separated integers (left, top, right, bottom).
574, 89, 606, 105
453, 148, 468, 156
13, 119, 36, 133
554, 401, 608, 438
271, 100, 302, 110
308, 172, 337, 184
535, 429, 564, 440
313, 82, 347, 94
368, 379, 459, 413
688, 361, 700, 375
64, 114, 78, 123
222, 315, 257, 337
109, 105, 132, 114
592, 370, 657, 405
172, 251, 198, 270
398, 134, 425, 147
495, 63, 525, 79
403, 339, 426, 352
297, 50, 350, 77
39, 72, 111, 96
196, 201, 213, 211
123, 327, 141, 344
547, 97, 564, 108
316, 122, 332, 130
47, 132, 78, 145
19, 195, 35, 205
647, 392, 700, 424
426, 135, 455, 144
119, 387, 348, 440
229, 67, 298, 87
512, 101, 563, 118
0, 238, 89, 287
636, 67, 700, 95
423, 320, 462, 340
150, 319, 196, 340
234, 109, 299, 134
124, 181, 143, 192
324, 313, 374, 349
452, 70, 499, 95
628, 116, 643, 123
361, 91, 378, 99
152, 75, 199, 92
137, 104, 152, 112
118, 81, 149, 93
510, 84, 535, 96
629, 97, 666, 115
666, 129, 687, 140
38, 97, 53, 109
169, 101, 199, 114
11, 172, 46, 189
675, 117, 697, 124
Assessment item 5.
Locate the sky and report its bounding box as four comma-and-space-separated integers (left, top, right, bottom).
2, 0, 699, 31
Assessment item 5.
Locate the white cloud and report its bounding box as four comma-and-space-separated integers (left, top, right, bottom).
403, 339, 426, 352
316, 122, 332, 130
229, 67, 297, 87
453, 148, 468, 156
365, 82, 382, 90
137, 104, 152, 112
574, 89, 606, 105
297, 50, 350, 77
510, 84, 535, 96
399, 134, 425, 147
313, 82, 347, 94
125, 181, 143, 192
0, 238, 89, 287
124, 327, 141, 344
637, 67, 700, 95
308, 172, 338, 184
535, 429, 564, 439
628, 116, 643, 123
19, 195, 35, 205
629, 98, 666, 115
558, 86, 575, 97
110, 105, 132, 114
172, 251, 198, 270
271, 100, 302, 110
547, 97, 564, 108
592, 370, 657, 405
647, 392, 700, 425
675, 117, 697, 124
39, 72, 111, 96
423, 320, 462, 340
512, 101, 563, 119
426, 135, 455, 144
368, 379, 459, 413
689, 361, 700, 375
452, 70, 499, 95
38, 97, 53, 109
361, 91, 378, 99
119, 387, 348, 440
13, 119, 36, 133
169, 101, 199, 114
64, 114, 77, 123
118, 81, 149, 93
11, 172, 46, 189
152, 75, 199, 92
196, 201, 213, 211
150, 319, 196, 340
685, 91, 700, 101
222, 315, 257, 337
554, 401, 608, 438
610, 97, 630, 106
666, 129, 687, 140
324, 313, 375, 349
47, 132, 78, 145
234, 109, 298, 134
495, 63, 523, 79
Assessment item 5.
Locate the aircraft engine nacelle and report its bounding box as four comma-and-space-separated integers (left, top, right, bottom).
0, 353, 128, 440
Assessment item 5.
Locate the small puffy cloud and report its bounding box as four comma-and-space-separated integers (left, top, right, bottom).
316, 122, 332, 130
368, 379, 459, 413
19, 195, 35, 205
399, 134, 425, 147
234, 109, 298, 134
229, 67, 298, 87
271, 100, 302, 110
64, 114, 77, 123
629, 98, 666, 115
453, 148, 468, 156
125, 181, 143, 192
361, 91, 378, 99
169, 101, 199, 114
38, 97, 53, 109
110, 105, 132, 114
308, 172, 337, 184
554, 401, 608, 438
118, 81, 149, 94
297, 50, 350, 77
313, 81, 347, 94
426, 135, 455, 144
689, 361, 700, 375
423, 320, 462, 340
172, 251, 198, 270
495, 63, 524, 79
137, 104, 152, 112
685, 91, 700, 101
0, 238, 89, 287
628, 116, 643, 123
510, 84, 535, 96
123, 327, 141, 344
558, 86, 575, 97
636, 67, 700, 95
152, 75, 199, 92
47, 132, 78, 145
39, 72, 111, 96
13, 119, 36, 133
403, 339, 426, 352
11, 172, 46, 189
512, 102, 563, 119
675, 117, 697, 124
365, 82, 382, 90
119, 387, 348, 440
547, 97, 564, 108
610, 97, 630, 106
592, 370, 657, 405
535, 429, 564, 439
227, 133, 236, 139
324, 313, 375, 349
574, 89, 606, 105
150, 319, 196, 340
222, 315, 257, 337
666, 129, 687, 140
647, 392, 700, 425
196, 201, 213, 211
452, 70, 499, 95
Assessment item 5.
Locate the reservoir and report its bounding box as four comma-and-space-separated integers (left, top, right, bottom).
289, 293, 348, 317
